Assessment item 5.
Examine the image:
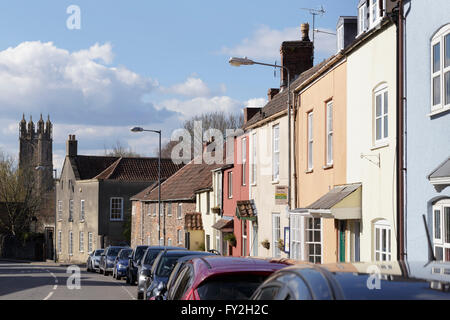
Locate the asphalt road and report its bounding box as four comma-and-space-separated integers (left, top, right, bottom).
0, 261, 136, 300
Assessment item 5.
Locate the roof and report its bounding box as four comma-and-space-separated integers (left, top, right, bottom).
236, 200, 257, 220
133, 157, 222, 202
68, 155, 184, 182
243, 60, 330, 129
428, 157, 450, 180
305, 183, 361, 210
212, 218, 234, 232
185, 212, 203, 230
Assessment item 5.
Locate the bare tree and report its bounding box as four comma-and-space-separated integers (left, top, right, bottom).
0, 153, 40, 237
104, 140, 141, 158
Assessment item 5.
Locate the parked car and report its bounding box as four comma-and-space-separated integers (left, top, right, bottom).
164, 256, 289, 300
146, 250, 217, 300
113, 248, 133, 280
251, 261, 450, 300
136, 246, 184, 300
99, 246, 129, 276
127, 245, 149, 285
87, 249, 104, 272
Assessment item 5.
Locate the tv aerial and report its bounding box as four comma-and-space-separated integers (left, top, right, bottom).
300, 6, 326, 45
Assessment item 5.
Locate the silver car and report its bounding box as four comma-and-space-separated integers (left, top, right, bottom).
87, 249, 104, 272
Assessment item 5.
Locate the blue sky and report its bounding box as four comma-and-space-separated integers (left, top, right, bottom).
0, 0, 357, 170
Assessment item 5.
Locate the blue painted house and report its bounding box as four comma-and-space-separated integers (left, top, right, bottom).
405, 0, 450, 261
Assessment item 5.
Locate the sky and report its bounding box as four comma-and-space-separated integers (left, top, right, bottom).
0, 0, 358, 172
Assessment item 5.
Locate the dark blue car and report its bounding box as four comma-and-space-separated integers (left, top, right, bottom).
113, 248, 133, 280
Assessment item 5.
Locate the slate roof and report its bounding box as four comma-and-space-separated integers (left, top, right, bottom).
428, 157, 450, 180
243, 59, 330, 129
306, 183, 362, 210
185, 212, 203, 231
68, 155, 184, 182
132, 157, 222, 202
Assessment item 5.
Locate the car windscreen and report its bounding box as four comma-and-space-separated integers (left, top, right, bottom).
134, 246, 148, 261
107, 248, 123, 257
196, 274, 267, 300
94, 250, 104, 256
119, 250, 132, 259
155, 255, 188, 277
144, 249, 163, 265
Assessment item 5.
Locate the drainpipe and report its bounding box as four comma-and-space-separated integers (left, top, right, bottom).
395, 0, 406, 261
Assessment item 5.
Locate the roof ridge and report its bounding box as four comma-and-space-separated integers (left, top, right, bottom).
94, 157, 122, 180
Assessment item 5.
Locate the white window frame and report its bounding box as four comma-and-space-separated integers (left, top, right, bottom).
272, 213, 281, 258
153, 203, 157, 217
80, 199, 85, 221
358, 4, 368, 35
69, 200, 74, 221
326, 101, 333, 166
167, 238, 172, 246
242, 219, 248, 256
110, 197, 124, 221
374, 219, 392, 262
337, 25, 344, 52
374, 86, 389, 145
369, 0, 383, 29
167, 202, 172, 217
88, 232, 93, 252
79, 231, 84, 253
228, 171, 233, 198
305, 217, 322, 263
177, 229, 183, 245
242, 137, 247, 186
290, 214, 302, 260
251, 132, 257, 185
58, 200, 62, 221
432, 200, 450, 262
272, 124, 280, 182
431, 25, 450, 114
307, 112, 314, 171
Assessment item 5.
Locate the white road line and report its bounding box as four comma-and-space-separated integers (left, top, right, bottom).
121, 285, 136, 300
53, 285, 58, 290
43, 291, 54, 300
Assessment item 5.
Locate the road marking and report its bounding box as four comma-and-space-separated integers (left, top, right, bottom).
121, 285, 136, 300
53, 285, 58, 290
43, 291, 54, 300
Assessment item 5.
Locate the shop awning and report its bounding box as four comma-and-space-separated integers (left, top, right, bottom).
212, 218, 234, 233
235, 200, 257, 221
428, 157, 450, 191
292, 183, 362, 220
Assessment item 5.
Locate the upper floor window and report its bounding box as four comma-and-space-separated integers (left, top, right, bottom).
358, 3, 368, 35
69, 200, 74, 222
431, 24, 450, 114
433, 199, 450, 261
58, 200, 62, 220
110, 197, 123, 221
228, 171, 233, 198
272, 124, 280, 181
80, 199, 85, 221
374, 85, 388, 144
307, 112, 314, 171
177, 203, 182, 219
167, 202, 172, 217
326, 101, 333, 166
241, 137, 247, 186
337, 25, 344, 52
251, 132, 257, 185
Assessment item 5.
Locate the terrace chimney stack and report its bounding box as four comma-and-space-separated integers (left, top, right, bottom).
66, 134, 78, 157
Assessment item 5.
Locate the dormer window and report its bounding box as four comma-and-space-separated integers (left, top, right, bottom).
369, 0, 385, 29
337, 25, 344, 52
358, 3, 368, 35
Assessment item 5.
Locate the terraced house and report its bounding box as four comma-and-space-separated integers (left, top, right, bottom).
56, 135, 183, 263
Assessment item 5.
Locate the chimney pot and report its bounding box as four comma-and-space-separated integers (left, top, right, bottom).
66, 134, 78, 157
301, 23, 310, 41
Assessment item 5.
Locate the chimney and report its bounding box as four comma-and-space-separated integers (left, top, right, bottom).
244, 107, 262, 124
280, 22, 314, 88
66, 134, 78, 157
267, 88, 280, 101
336, 16, 357, 52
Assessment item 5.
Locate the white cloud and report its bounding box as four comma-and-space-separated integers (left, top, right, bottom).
159, 77, 211, 97
221, 24, 336, 62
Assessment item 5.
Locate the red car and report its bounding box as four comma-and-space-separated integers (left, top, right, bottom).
165, 256, 290, 300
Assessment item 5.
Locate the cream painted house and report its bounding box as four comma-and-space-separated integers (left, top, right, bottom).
346, 19, 398, 262
195, 186, 218, 252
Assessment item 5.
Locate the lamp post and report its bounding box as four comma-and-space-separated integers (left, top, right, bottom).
131, 127, 163, 245
229, 57, 292, 258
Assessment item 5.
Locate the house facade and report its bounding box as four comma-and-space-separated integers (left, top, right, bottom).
56, 135, 182, 263
404, 0, 450, 261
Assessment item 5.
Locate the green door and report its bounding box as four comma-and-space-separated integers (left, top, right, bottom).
339, 221, 346, 262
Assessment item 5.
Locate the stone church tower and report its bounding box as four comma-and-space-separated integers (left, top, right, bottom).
19, 114, 55, 259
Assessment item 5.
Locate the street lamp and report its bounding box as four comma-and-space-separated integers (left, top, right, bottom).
130, 127, 163, 246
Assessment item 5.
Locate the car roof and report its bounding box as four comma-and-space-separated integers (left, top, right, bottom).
159, 250, 203, 256
146, 246, 185, 250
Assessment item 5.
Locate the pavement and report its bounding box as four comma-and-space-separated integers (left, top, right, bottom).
0, 260, 137, 300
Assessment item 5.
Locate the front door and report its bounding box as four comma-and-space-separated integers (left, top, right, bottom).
339, 221, 346, 262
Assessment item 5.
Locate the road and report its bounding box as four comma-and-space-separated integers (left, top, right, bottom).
0, 261, 136, 300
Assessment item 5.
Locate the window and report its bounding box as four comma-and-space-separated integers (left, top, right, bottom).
160, 203, 164, 217
242, 220, 248, 256
272, 213, 281, 258
153, 203, 157, 216
146, 203, 151, 216
431, 25, 450, 113
177, 203, 182, 219
79, 231, 84, 252
110, 197, 123, 221
58, 231, 62, 253
80, 200, 85, 221
242, 137, 247, 186
337, 25, 344, 52
272, 125, 280, 181
358, 4, 368, 34
88, 232, 93, 252
58, 201, 62, 220
369, 0, 382, 28
374, 87, 388, 143
206, 235, 211, 252
198, 194, 201, 212
433, 200, 450, 261
167, 202, 172, 217
290, 214, 302, 260
147, 236, 151, 245
306, 217, 321, 263
69, 231, 73, 256
168, 238, 172, 246
326, 101, 333, 166
307, 112, 314, 171
206, 192, 210, 215
251, 132, 257, 185
69, 200, 74, 221
160, 238, 164, 246
374, 220, 392, 261
228, 171, 233, 198
177, 229, 183, 245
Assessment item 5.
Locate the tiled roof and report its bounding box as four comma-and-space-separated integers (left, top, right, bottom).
68, 155, 184, 182
212, 218, 234, 232
133, 157, 222, 202
236, 200, 257, 220
243, 59, 332, 129
185, 212, 203, 230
